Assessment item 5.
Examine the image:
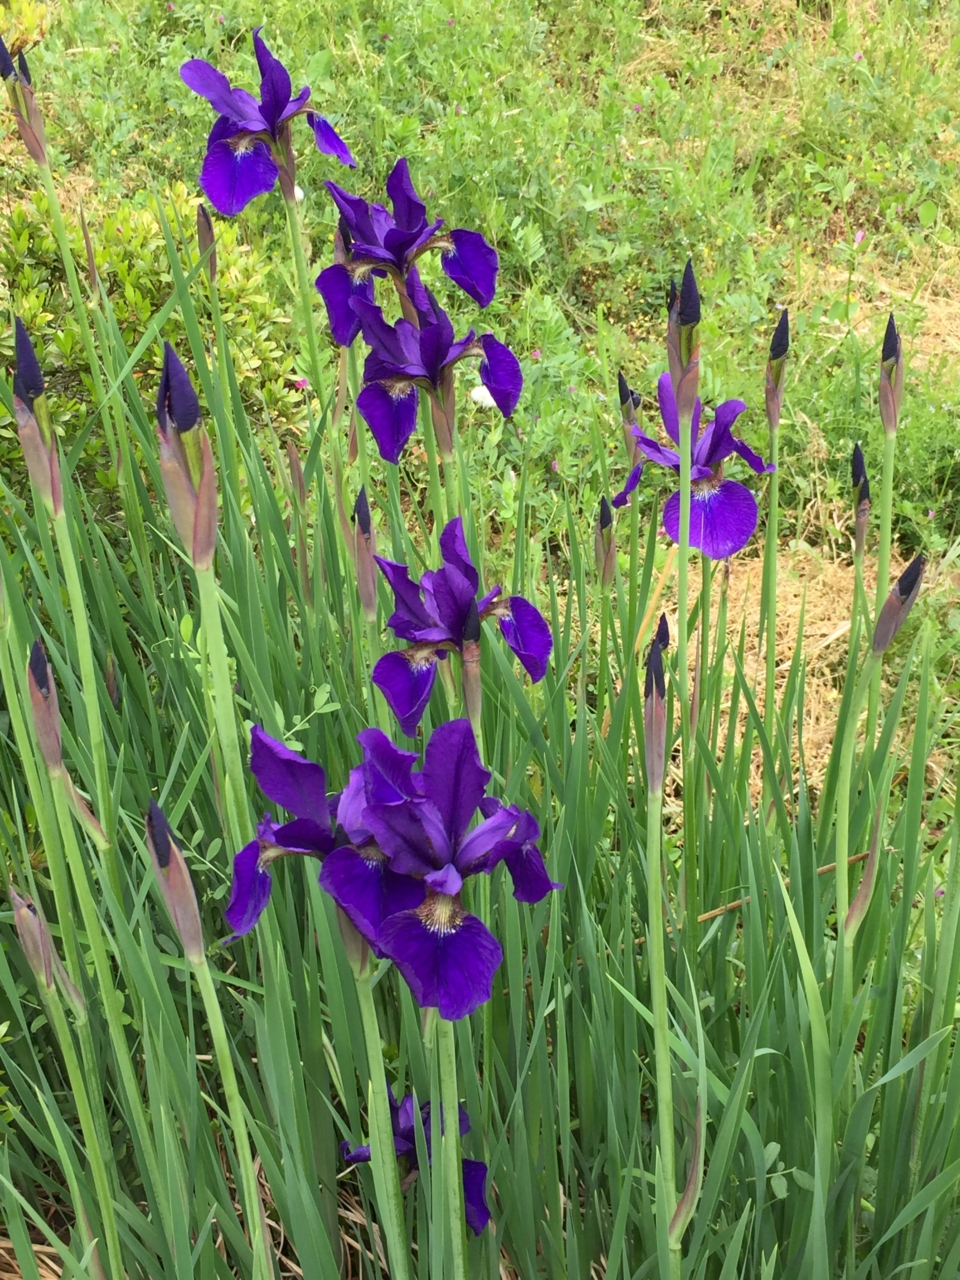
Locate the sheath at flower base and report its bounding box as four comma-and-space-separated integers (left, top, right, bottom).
180, 27, 354, 215
630, 372, 774, 560
371, 517, 551, 735
357, 719, 561, 1021
317, 157, 499, 342
223, 725, 424, 944
341, 1089, 491, 1235
349, 291, 521, 463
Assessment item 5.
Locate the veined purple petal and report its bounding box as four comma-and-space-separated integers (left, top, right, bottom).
386, 157, 428, 232
352, 299, 425, 373
250, 725, 329, 826
730, 435, 775, 475
663, 481, 759, 560
421, 563, 476, 646
180, 60, 265, 131
421, 719, 489, 850
479, 334, 522, 417
319, 845, 425, 949
418, 301, 458, 387
200, 127, 278, 216
335, 768, 369, 843
612, 462, 643, 509
441, 229, 498, 307
357, 728, 421, 804
439, 517, 479, 593
251, 27, 292, 134
378, 904, 502, 1020
364, 796, 450, 875
325, 181, 384, 246
694, 398, 749, 469
497, 597, 552, 681
374, 558, 447, 642
309, 114, 356, 166
224, 838, 274, 940
341, 1141, 372, 1164
316, 264, 372, 346
279, 85, 311, 123
456, 805, 519, 876
357, 382, 419, 465
502, 839, 563, 903
632, 427, 681, 474
271, 817, 336, 854
463, 1159, 492, 1235
657, 372, 679, 444
372, 650, 438, 737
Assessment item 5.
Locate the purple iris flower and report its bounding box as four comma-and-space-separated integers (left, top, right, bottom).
362, 719, 560, 1020
372, 517, 551, 736
341, 1088, 491, 1235
317, 157, 498, 342
224, 725, 424, 944
350, 290, 522, 464
632, 372, 774, 559
181, 28, 354, 216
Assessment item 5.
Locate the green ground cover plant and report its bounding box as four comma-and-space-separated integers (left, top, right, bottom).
0, 0, 959, 1277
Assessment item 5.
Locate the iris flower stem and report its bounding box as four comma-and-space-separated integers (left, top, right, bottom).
438, 1016, 468, 1280
355, 973, 413, 1280
763, 425, 780, 758
283, 195, 326, 412
698, 555, 712, 744
193, 959, 272, 1280
627, 489, 641, 655
834, 655, 878, 1029
195, 566, 249, 853
597, 597, 610, 729
42, 983, 125, 1280
867, 429, 897, 748
676, 409, 695, 927
51, 509, 117, 891
421, 392, 446, 551
645, 787, 679, 1275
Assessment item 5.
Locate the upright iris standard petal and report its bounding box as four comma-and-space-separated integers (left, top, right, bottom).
356, 382, 419, 465
612, 462, 643, 509
308, 114, 356, 166
180, 60, 265, 131
200, 119, 279, 216
496, 597, 553, 680
378, 900, 503, 1021
372, 650, 439, 737
438, 517, 480, 593
250, 725, 329, 825
441, 230, 499, 307
316, 264, 372, 346
663, 482, 759, 560
478, 334, 522, 416
421, 719, 490, 848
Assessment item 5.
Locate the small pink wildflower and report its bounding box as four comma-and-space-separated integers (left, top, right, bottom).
854, 51, 863, 60
854, 229, 865, 245
531, 349, 541, 360
294, 378, 309, 390
551, 460, 559, 473
447, 16, 455, 24
632, 104, 642, 113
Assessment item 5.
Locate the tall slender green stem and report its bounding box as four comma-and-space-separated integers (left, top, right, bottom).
646, 788, 681, 1280
421, 392, 446, 547
698, 555, 712, 742
763, 425, 780, 749
284, 195, 326, 411
38, 165, 100, 390
193, 960, 272, 1280
355, 974, 413, 1280
438, 1016, 468, 1280
195, 566, 248, 852
52, 511, 116, 884
677, 409, 695, 926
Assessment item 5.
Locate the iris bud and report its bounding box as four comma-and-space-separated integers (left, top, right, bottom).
145, 802, 205, 965
644, 613, 670, 793
353, 486, 378, 623
766, 309, 789, 431
878, 313, 903, 435
594, 496, 616, 590
872, 555, 925, 655
197, 204, 217, 284
851, 442, 870, 559
155, 343, 217, 570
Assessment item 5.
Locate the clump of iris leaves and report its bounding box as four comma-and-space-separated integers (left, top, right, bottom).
0, 16, 959, 1280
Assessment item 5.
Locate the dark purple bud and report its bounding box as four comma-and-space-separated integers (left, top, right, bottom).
338, 216, 353, 253
872, 554, 925, 655
13, 317, 44, 411
599, 495, 612, 531
157, 342, 200, 435
353, 485, 372, 538
644, 637, 666, 702
851, 442, 869, 503
17, 51, 29, 85
655, 612, 669, 650
595, 497, 616, 589
882, 313, 899, 365
197, 204, 217, 284
27, 639, 61, 770
644, 635, 667, 793
618, 371, 631, 408
770, 309, 789, 361
145, 801, 205, 964
0, 36, 14, 80
678, 259, 700, 327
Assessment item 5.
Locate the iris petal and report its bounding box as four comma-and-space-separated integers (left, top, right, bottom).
250, 725, 330, 825
224, 839, 273, 940
421, 719, 490, 849
315, 264, 371, 346
199, 132, 278, 216
662, 480, 758, 560
478, 334, 522, 416
372, 649, 438, 736
356, 382, 419, 465
462, 1159, 492, 1235
377, 908, 503, 1020
319, 845, 425, 949
497, 596, 553, 681
441, 229, 499, 307
612, 462, 643, 509
308, 113, 356, 166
